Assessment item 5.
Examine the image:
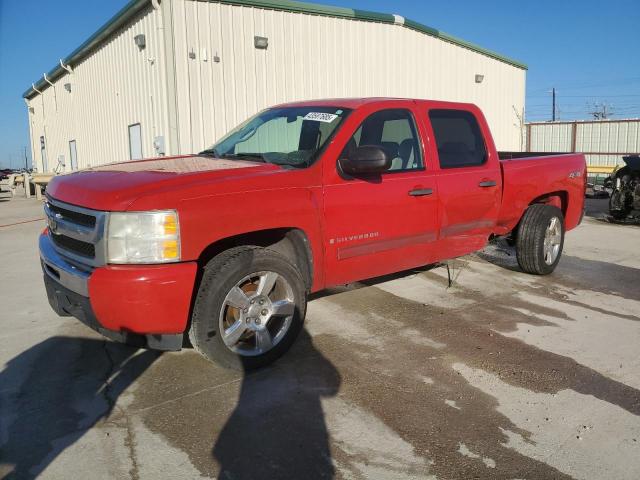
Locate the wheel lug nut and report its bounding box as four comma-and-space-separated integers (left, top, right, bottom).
250, 299, 255, 304
259, 299, 264, 305
261, 309, 268, 316
255, 318, 261, 325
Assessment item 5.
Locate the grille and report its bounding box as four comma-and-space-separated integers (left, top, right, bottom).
45, 196, 106, 266
51, 233, 96, 258
48, 202, 96, 228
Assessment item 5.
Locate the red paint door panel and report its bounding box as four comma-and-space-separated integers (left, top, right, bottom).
426, 107, 502, 258
322, 103, 440, 286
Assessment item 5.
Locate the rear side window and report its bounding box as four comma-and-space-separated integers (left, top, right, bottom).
429, 110, 487, 168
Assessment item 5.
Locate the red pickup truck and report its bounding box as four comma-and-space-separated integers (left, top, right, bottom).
41, 98, 586, 368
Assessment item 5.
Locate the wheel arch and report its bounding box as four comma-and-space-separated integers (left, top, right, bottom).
529, 191, 568, 218
502, 191, 567, 242
196, 227, 314, 292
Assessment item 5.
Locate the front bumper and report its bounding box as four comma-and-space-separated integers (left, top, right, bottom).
40, 232, 197, 351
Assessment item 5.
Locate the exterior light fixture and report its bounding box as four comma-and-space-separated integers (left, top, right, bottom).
134, 34, 146, 50
475, 74, 484, 84
64, 83, 72, 93
254, 36, 268, 49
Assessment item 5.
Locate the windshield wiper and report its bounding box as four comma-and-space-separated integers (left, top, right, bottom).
198, 148, 218, 157
219, 153, 267, 163
198, 150, 266, 163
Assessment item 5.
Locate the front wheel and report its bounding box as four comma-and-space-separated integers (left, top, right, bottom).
189, 246, 306, 370
516, 204, 565, 275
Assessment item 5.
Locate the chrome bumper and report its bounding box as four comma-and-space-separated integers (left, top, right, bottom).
40, 233, 91, 297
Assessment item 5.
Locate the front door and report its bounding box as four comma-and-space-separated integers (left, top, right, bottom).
322, 104, 440, 286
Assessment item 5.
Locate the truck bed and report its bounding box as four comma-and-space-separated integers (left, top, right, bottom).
498, 151, 568, 160
496, 153, 586, 235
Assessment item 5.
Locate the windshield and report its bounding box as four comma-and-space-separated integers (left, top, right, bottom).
201, 106, 350, 168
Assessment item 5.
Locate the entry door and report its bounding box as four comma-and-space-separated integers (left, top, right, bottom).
69, 140, 78, 170
322, 106, 439, 287
128, 123, 143, 160
428, 108, 502, 257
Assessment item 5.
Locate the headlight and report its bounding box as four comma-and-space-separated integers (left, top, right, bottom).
107, 210, 180, 264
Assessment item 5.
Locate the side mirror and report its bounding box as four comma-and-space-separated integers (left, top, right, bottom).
338, 145, 391, 176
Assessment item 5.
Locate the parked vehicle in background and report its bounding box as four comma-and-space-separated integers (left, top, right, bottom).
39, 98, 586, 369
605, 155, 640, 220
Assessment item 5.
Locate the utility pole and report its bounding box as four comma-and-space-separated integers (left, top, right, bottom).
23, 146, 28, 171
552, 87, 556, 122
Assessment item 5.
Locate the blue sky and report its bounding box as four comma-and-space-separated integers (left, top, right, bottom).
1, 0, 639, 169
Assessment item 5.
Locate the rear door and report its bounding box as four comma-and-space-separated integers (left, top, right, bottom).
322, 103, 440, 286
426, 108, 502, 257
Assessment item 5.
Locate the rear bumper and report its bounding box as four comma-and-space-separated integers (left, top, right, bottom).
40, 233, 197, 350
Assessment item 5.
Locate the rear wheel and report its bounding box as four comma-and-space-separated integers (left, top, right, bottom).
189, 246, 306, 370
516, 204, 565, 275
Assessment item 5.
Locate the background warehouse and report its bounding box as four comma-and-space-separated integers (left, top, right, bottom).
23, 0, 527, 172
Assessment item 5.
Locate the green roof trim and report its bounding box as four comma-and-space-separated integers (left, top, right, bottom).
23, 0, 526, 100
23, 0, 148, 99
217, 0, 396, 23
402, 18, 527, 70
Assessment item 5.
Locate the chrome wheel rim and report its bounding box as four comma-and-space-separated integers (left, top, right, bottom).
219, 271, 295, 356
543, 216, 562, 265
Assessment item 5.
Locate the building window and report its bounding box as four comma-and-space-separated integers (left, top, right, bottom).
128, 123, 143, 160
69, 140, 78, 170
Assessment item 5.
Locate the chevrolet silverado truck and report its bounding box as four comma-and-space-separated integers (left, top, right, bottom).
41, 98, 586, 369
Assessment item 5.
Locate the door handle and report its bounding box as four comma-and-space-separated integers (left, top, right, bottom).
408, 188, 433, 196
478, 180, 497, 187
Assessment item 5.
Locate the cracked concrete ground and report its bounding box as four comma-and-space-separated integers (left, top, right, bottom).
1, 195, 639, 479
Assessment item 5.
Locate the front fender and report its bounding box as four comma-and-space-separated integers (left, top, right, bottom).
177, 187, 325, 290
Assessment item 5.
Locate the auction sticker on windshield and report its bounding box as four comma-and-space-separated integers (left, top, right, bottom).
304, 112, 338, 123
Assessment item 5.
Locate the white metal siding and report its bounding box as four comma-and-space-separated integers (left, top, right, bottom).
26, 0, 526, 172
26, 5, 169, 172
171, 1, 526, 153
527, 120, 640, 167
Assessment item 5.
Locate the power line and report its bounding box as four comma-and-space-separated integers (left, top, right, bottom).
527, 76, 640, 94
528, 93, 640, 99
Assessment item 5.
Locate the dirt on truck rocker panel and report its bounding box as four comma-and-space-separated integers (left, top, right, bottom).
40, 98, 587, 369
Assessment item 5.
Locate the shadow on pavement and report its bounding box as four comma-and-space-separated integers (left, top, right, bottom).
0, 336, 159, 479
212, 329, 341, 480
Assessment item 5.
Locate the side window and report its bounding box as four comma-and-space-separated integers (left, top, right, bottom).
428, 109, 487, 168
341, 109, 423, 172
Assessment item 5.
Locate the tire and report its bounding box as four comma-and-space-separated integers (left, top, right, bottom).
609, 191, 628, 220
189, 246, 306, 370
516, 204, 565, 275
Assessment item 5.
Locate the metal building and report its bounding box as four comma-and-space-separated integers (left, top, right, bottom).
24, 0, 527, 173
525, 119, 640, 173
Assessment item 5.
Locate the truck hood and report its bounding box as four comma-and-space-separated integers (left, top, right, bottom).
46, 155, 281, 210
622, 155, 640, 172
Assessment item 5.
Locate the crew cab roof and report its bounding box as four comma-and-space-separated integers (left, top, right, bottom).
274, 97, 478, 110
